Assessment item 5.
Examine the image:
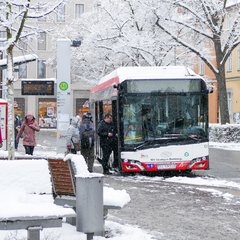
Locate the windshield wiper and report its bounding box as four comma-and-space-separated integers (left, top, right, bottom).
134, 140, 154, 150
164, 133, 202, 141
134, 138, 170, 150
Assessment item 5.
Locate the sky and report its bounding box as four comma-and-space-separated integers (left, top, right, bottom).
0, 137, 239, 239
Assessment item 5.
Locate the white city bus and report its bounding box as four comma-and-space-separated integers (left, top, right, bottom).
90, 66, 211, 174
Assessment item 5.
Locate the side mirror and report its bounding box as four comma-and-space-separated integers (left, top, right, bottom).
208, 86, 213, 94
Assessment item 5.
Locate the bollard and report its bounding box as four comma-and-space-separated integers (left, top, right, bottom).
75, 175, 104, 238
27, 226, 42, 240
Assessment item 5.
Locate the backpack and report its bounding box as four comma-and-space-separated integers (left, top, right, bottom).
81, 126, 94, 149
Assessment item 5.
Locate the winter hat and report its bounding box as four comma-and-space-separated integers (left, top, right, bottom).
26, 113, 34, 119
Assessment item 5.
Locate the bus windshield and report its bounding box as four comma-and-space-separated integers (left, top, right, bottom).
121, 93, 208, 149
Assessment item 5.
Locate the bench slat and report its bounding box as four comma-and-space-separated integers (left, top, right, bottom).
48, 159, 76, 196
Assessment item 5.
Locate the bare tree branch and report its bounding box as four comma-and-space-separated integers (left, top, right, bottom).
155, 13, 218, 74
163, 17, 213, 40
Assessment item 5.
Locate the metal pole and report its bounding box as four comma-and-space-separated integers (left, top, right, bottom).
27, 226, 42, 240
87, 233, 94, 240
56, 39, 72, 154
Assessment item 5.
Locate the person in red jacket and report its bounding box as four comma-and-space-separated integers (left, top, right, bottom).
16, 113, 40, 155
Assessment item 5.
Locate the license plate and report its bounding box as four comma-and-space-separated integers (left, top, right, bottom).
157, 164, 176, 170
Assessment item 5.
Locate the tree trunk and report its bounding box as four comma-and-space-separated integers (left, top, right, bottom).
6, 47, 15, 160
214, 40, 230, 124
216, 68, 230, 124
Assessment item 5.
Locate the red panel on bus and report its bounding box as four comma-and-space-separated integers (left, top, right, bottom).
91, 76, 120, 93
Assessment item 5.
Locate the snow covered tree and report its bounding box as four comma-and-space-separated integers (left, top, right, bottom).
0, 0, 66, 160
154, 0, 240, 124
57, 0, 191, 83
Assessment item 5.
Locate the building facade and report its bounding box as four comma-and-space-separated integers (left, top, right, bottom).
225, 46, 240, 123
194, 50, 219, 124
194, 3, 240, 124
11, 0, 95, 128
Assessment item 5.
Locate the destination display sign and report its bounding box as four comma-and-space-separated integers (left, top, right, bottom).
21, 80, 54, 95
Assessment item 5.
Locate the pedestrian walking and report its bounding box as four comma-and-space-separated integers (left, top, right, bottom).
97, 113, 118, 174
14, 114, 22, 150
16, 113, 40, 155
79, 113, 95, 172
66, 117, 81, 154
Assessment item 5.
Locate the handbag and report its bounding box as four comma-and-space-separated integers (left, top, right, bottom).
71, 139, 81, 151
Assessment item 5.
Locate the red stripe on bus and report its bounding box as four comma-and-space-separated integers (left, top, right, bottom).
91, 76, 120, 93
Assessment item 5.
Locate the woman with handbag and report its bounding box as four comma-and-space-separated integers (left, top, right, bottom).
16, 113, 40, 155
66, 117, 80, 154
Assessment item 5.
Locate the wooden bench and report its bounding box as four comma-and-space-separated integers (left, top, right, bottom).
48, 158, 76, 197
48, 158, 126, 222
0, 159, 76, 240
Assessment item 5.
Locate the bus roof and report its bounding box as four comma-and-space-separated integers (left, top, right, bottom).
91, 66, 204, 94
99, 66, 202, 84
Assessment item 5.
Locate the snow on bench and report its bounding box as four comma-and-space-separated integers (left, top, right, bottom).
0, 159, 75, 238
54, 154, 130, 214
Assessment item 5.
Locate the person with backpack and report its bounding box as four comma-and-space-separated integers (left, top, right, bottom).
79, 113, 95, 172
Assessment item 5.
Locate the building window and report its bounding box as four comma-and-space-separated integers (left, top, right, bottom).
226, 53, 232, 72
37, 32, 46, 50
0, 31, 6, 39
56, 5, 65, 22
227, 90, 232, 120
18, 39, 27, 50
238, 47, 240, 70
37, 6, 47, 22
18, 63, 27, 79
75, 4, 84, 19
37, 60, 46, 78
14, 98, 25, 120
0, 31, 6, 47
38, 98, 57, 128
199, 61, 205, 75
76, 98, 89, 116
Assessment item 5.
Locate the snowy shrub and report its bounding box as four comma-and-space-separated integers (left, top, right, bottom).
209, 124, 240, 143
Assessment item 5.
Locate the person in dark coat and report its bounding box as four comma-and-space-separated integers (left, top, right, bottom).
79, 113, 95, 172
16, 113, 40, 155
97, 113, 117, 174
14, 114, 22, 150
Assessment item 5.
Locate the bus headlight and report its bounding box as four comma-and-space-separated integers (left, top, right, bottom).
188, 156, 208, 168
122, 159, 145, 171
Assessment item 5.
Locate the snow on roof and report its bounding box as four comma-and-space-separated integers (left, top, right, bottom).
0, 54, 38, 69
99, 66, 203, 85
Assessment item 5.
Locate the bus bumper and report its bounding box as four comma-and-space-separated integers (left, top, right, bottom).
121, 157, 209, 172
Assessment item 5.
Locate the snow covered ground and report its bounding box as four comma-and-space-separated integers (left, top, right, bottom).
0, 154, 133, 240
210, 141, 240, 151
0, 127, 239, 239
